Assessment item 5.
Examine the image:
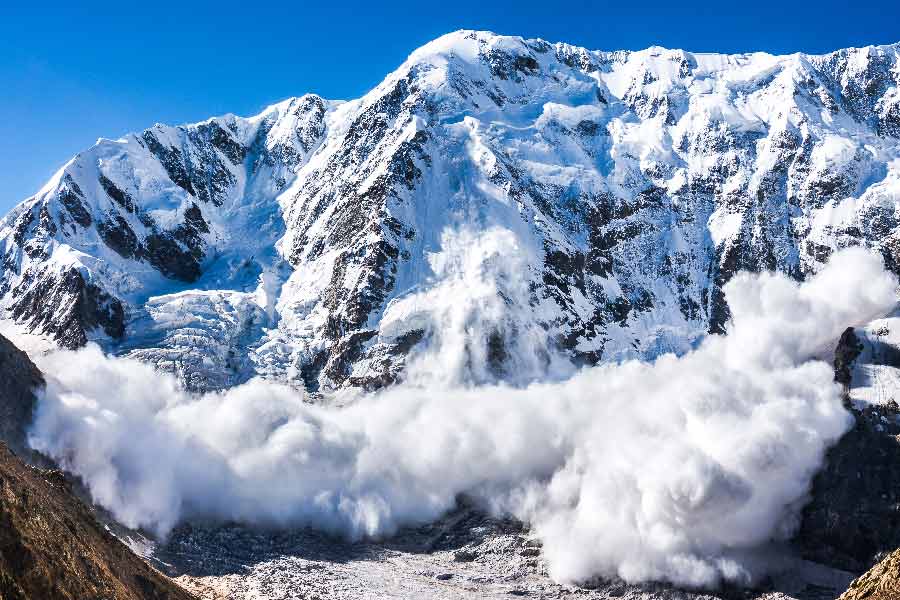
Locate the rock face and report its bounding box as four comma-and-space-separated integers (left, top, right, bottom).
161, 502, 854, 600
0, 333, 193, 599
0, 443, 194, 600
2, 31, 900, 392
838, 548, 900, 600
834, 327, 865, 393
797, 325, 900, 573
799, 401, 900, 571
0, 334, 44, 460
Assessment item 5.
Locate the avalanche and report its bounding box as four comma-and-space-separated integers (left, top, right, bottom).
27, 246, 898, 588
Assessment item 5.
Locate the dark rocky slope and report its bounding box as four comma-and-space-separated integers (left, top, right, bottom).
797, 329, 900, 573
0, 443, 195, 600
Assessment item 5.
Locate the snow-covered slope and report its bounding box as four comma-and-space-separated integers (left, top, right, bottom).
2, 30, 900, 392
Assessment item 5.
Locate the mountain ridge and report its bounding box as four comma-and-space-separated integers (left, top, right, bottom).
2, 30, 900, 392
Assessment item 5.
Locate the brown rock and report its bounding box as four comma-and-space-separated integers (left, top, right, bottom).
838, 548, 900, 600
0, 442, 195, 600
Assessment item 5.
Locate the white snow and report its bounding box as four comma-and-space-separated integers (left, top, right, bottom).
0, 31, 899, 393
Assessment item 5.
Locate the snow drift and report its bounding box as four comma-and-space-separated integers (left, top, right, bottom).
27, 242, 897, 588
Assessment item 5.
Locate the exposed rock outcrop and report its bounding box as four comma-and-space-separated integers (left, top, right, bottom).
838, 548, 900, 600
834, 327, 865, 394
0, 334, 43, 460
799, 335, 900, 572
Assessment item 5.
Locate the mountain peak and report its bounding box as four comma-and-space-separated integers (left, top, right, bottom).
407, 29, 519, 59
1, 32, 899, 391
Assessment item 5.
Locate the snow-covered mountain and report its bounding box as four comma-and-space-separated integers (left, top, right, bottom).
2, 30, 899, 392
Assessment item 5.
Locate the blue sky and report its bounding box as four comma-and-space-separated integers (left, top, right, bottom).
2, 0, 898, 214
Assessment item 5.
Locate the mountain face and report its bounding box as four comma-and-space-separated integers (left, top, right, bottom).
2, 31, 899, 392
0, 441, 194, 600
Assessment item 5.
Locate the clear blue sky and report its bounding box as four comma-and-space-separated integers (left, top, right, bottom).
2, 0, 898, 214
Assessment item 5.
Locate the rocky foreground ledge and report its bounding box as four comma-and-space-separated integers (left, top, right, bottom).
0, 333, 194, 599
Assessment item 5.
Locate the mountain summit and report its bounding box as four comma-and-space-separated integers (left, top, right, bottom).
2, 31, 899, 392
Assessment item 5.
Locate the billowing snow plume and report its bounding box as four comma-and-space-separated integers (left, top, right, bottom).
381, 227, 575, 386
27, 242, 897, 588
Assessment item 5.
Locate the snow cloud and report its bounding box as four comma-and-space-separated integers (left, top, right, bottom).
26, 237, 897, 589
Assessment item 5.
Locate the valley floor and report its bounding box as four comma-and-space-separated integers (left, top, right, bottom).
150, 505, 856, 600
